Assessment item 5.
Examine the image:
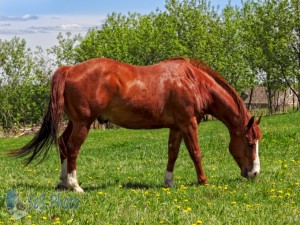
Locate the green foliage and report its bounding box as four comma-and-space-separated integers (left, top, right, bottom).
0, 112, 299, 224
0, 38, 52, 132
1, 0, 300, 132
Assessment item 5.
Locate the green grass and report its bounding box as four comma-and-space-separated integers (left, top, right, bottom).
0, 112, 299, 225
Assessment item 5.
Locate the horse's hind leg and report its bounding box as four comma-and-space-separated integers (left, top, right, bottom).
164, 128, 182, 187
57, 121, 73, 190
66, 121, 91, 192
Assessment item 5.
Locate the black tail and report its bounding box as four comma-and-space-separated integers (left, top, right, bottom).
7, 66, 70, 165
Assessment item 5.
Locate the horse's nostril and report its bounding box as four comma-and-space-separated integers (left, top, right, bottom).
254, 172, 257, 176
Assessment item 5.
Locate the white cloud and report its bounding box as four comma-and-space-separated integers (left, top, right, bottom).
0, 14, 105, 49
0, 15, 39, 21
29, 23, 94, 33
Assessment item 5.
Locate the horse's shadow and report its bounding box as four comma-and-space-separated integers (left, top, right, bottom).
13, 177, 250, 193
12, 180, 164, 192
83, 181, 163, 192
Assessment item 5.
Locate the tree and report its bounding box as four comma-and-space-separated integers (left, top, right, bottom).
48, 32, 83, 67
241, 0, 300, 112
0, 38, 52, 133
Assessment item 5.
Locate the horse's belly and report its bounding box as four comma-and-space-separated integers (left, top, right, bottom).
103, 106, 174, 129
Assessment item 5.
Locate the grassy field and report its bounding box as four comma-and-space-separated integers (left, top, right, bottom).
0, 112, 299, 225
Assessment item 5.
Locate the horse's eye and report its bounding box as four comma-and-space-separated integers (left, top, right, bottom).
248, 143, 254, 148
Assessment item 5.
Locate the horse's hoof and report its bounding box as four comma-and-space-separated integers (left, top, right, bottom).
55, 184, 69, 191
164, 179, 175, 187
73, 186, 85, 193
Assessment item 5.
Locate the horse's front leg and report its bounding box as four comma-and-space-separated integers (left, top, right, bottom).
164, 128, 182, 187
181, 117, 208, 184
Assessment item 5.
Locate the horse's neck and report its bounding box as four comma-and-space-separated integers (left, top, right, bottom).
206, 86, 247, 133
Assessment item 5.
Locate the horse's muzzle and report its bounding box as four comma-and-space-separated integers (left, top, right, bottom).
241, 167, 260, 178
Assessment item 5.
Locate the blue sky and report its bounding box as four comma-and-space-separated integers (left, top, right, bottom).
0, 0, 242, 49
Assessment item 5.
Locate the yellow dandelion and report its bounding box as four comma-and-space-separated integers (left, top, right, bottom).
278, 190, 283, 194
0, 222, 4, 225
67, 219, 73, 224
27, 215, 32, 219
197, 220, 203, 224
42, 216, 47, 220
97, 191, 104, 195
174, 198, 178, 203
183, 199, 189, 202
180, 185, 187, 190
144, 190, 149, 195
9, 217, 15, 221
231, 201, 237, 205
183, 207, 192, 212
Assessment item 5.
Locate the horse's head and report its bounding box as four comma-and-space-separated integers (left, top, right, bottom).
229, 116, 262, 178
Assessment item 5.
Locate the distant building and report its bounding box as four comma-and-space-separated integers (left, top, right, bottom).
242, 86, 297, 110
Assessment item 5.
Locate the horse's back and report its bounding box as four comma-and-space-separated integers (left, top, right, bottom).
62, 58, 207, 128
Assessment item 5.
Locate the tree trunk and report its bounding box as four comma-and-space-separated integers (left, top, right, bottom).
247, 88, 254, 111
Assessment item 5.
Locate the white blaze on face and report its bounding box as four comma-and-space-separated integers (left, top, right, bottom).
247, 140, 260, 177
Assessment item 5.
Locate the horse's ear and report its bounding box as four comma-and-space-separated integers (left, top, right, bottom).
246, 116, 255, 130
256, 116, 261, 125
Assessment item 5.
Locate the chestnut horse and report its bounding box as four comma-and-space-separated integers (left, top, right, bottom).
9, 57, 261, 192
